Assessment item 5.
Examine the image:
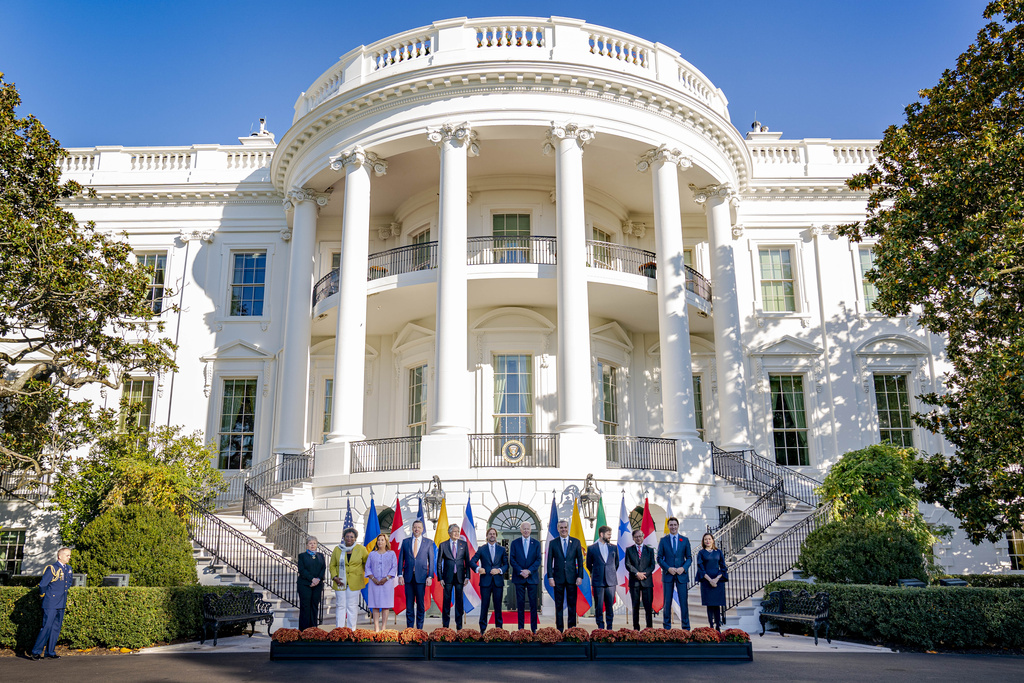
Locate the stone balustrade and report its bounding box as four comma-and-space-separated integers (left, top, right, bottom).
746, 139, 879, 178
58, 144, 274, 184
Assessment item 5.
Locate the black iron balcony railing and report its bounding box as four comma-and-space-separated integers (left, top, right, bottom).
469, 433, 559, 467
368, 241, 439, 279
351, 436, 422, 473
0, 471, 52, 500
586, 240, 713, 304
467, 236, 557, 265
604, 435, 677, 470
312, 269, 339, 307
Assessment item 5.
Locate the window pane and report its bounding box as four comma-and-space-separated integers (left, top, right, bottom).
494, 354, 533, 434
137, 253, 167, 314
121, 378, 155, 430
0, 529, 26, 573
873, 374, 914, 447
218, 379, 257, 469
693, 375, 704, 441
860, 247, 879, 311
598, 363, 618, 436
230, 252, 266, 316
759, 248, 796, 312
322, 379, 334, 441
1009, 531, 1024, 571
770, 374, 809, 466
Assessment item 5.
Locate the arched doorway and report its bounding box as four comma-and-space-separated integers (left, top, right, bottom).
487, 504, 542, 611
376, 506, 395, 535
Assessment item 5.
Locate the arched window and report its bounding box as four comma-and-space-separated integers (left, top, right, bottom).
488, 504, 541, 535
629, 506, 644, 532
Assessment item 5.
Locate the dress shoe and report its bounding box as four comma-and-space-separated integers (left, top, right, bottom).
46, 654, 61, 659
29, 654, 41, 660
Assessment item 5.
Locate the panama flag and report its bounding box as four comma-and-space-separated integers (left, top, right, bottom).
616, 493, 633, 601
663, 498, 682, 618
361, 497, 381, 604
430, 498, 451, 609
569, 498, 593, 617
641, 497, 665, 613
544, 496, 558, 603
460, 496, 482, 614
389, 497, 407, 615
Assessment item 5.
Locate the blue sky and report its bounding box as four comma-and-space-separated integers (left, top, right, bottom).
0, 0, 990, 147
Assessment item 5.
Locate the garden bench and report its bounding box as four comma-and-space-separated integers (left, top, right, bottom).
759, 588, 831, 645
201, 589, 274, 646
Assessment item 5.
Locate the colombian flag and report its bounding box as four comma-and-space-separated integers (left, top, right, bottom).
569, 498, 592, 617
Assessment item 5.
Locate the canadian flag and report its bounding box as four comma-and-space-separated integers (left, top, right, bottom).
641, 497, 664, 614
389, 497, 407, 615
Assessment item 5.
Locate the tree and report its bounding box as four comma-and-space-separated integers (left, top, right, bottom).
0, 72, 176, 481
840, 1, 1024, 543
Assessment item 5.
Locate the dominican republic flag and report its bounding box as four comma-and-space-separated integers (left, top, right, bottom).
389, 497, 407, 615
568, 498, 592, 616
616, 493, 634, 603
460, 496, 482, 614
664, 498, 682, 618
641, 497, 664, 613
544, 496, 559, 603
361, 497, 381, 604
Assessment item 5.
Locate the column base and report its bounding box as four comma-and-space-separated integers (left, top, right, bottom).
428, 424, 471, 436
326, 432, 365, 444
556, 431, 608, 474
718, 440, 753, 453
273, 443, 309, 456
420, 433, 470, 473
313, 442, 351, 478
555, 422, 598, 433
676, 438, 713, 484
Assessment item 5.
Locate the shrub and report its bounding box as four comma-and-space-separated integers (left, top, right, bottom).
796, 517, 927, 584
534, 627, 562, 643
509, 629, 534, 643
689, 627, 722, 643
352, 628, 375, 642
376, 629, 400, 643
271, 628, 299, 643
429, 627, 457, 642
398, 627, 427, 644
482, 628, 511, 642
73, 504, 197, 587
455, 628, 481, 642
299, 627, 328, 641
561, 627, 589, 643
589, 628, 616, 642
721, 628, 750, 643
939, 574, 1024, 588
328, 627, 354, 642
764, 580, 1024, 649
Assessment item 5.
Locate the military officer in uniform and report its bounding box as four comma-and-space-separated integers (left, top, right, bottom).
31, 547, 73, 660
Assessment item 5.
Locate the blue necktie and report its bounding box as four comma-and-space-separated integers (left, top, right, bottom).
672, 536, 677, 554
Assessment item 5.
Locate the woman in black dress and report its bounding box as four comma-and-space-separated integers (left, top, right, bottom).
695, 532, 728, 630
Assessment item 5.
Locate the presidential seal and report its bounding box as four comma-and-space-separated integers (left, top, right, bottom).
501, 439, 526, 464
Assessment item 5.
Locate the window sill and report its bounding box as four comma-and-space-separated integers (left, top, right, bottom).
755, 311, 812, 328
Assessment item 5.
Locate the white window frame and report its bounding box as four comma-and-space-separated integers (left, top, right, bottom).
135, 251, 170, 315
121, 376, 156, 431
848, 240, 885, 317
747, 239, 811, 322
213, 241, 276, 325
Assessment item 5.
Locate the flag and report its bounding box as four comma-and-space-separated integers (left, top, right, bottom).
344, 498, 354, 530
389, 497, 407, 615
361, 498, 381, 603
664, 498, 682, 618
569, 498, 593, 617
416, 497, 424, 526
460, 497, 481, 614
593, 498, 607, 542
641, 497, 664, 613
430, 499, 450, 609
544, 497, 559, 603
616, 493, 633, 600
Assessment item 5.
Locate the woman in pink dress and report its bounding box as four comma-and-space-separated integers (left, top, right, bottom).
365, 532, 397, 631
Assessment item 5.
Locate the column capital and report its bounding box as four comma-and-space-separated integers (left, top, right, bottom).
179, 228, 214, 243
283, 187, 331, 212
688, 183, 736, 205
810, 223, 838, 239
637, 145, 692, 172
542, 122, 595, 154
427, 123, 480, 156
329, 146, 389, 175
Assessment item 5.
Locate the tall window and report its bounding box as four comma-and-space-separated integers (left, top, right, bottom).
1009, 531, 1024, 571
859, 246, 879, 311
230, 251, 267, 316
874, 374, 914, 447
322, 379, 334, 443
693, 375, 705, 441
683, 249, 694, 269
408, 365, 427, 465
137, 253, 167, 314
411, 230, 431, 269
218, 378, 258, 469
331, 252, 341, 270
0, 529, 26, 573
591, 227, 612, 268
494, 354, 533, 434
493, 213, 530, 264
770, 374, 809, 466
598, 362, 618, 436
759, 248, 796, 312
121, 378, 154, 430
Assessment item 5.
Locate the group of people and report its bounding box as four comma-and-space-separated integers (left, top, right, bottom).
297, 516, 729, 633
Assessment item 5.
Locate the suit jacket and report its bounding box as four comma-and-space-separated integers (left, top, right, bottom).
39, 562, 73, 610
586, 542, 619, 587
624, 544, 655, 588
329, 544, 369, 591
297, 551, 327, 588
470, 543, 509, 587
657, 534, 692, 579
436, 538, 471, 584
546, 536, 584, 586
397, 536, 436, 583
509, 535, 541, 585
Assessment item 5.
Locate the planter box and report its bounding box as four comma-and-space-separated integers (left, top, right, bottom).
429, 641, 591, 660
269, 641, 428, 660
590, 641, 753, 661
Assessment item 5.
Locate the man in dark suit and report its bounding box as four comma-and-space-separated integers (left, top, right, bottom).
656, 516, 692, 629
30, 547, 73, 660
546, 519, 584, 632
625, 529, 655, 630
586, 525, 619, 630
509, 520, 541, 632
471, 526, 508, 632
296, 536, 327, 631
397, 519, 436, 629
436, 523, 471, 629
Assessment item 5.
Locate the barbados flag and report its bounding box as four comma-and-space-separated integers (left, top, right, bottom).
569, 498, 592, 617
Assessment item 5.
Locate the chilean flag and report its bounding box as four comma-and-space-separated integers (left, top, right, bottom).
389, 497, 407, 615
460, 496, 482, 614
616, 493, 633, 603
641, 497, 664, 613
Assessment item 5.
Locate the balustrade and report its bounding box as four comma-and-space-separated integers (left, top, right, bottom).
472, 22, 545, 48
466, 236, 556, 265
130, 151, 192, 171
469, 433, 559, 467
604, 435, 677, 471
588, 31, 648, 67
350, 436, 422, 473
370, 32, 434, 71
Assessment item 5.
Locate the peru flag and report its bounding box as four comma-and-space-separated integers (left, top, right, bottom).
389, 497, 407, 615
641, 498, 664, 613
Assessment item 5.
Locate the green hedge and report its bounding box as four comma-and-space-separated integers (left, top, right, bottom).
763, 580, 1024, 649
939, 574, 1024, 588
0, 586, 237, 650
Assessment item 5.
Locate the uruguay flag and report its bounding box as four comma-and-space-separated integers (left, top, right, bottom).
460, 496, 482, 614
544, 497, 558, 603
361, 497, 381, 603
616, 493, 633, 602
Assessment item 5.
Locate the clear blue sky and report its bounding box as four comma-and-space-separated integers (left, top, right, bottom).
0, 0, 991, 147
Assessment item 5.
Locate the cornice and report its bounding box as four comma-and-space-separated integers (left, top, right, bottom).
60, 187, 284, 208
739, 183, 870, 201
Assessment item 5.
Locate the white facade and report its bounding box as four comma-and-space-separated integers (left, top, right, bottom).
7, 17, 1018, 577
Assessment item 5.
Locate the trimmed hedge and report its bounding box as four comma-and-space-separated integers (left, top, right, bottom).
795, 517, 928, 585
764, 580, 1024, 649
940, 574, 1024, 588
1, 586, 236, 650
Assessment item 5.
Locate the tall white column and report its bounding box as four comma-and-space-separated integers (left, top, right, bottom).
691, 184, 751, 451
327, 147, 388, 442
275, 188, 329, 454
638, 146, 700, 444
427, 123, 478, 434
547, 123, 597, 433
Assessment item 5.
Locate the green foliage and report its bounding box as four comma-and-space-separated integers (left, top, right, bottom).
0, 586, 237, 650
72, 505, 198, 588
940, 574, 1024, 588
0, 72, 176, 476
764, 580, 1024, 649
838, 1, 1024, 543
796, 517, 928, 585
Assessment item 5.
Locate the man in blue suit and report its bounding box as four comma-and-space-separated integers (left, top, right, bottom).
397, 519, 435, 629
656, 516, 691, 629
31, 547, 73, 660
509, 520, 541, 632
546, 519, 584, 632
470, 526, 508, 632
586, 525, 619, 630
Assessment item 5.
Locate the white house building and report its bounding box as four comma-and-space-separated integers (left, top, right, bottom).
4, 17, 1020, 611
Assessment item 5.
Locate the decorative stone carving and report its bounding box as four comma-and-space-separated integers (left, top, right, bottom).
283, 187, 331, 212
636, 145, 692, 172
330, 146, 389, 175
179, 229, 214, 243
622, 220, 647, 238
377, 221, 402, 241
426, 123, 480, 156
810, 224, 837, 238
731, 224, 745, 239
203, 362, 212, 398
280, 227, 293, 241
542, 122, 596, 154
689, 183, 735, 205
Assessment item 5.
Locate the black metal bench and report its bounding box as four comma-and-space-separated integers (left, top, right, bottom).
759, 588, 831, 645
201, 589, 274, 646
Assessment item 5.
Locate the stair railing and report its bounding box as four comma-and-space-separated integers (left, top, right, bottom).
242, 446, 315, 559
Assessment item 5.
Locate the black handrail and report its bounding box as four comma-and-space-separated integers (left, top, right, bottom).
312, 269, 339, 307
712, 480, 787, 562
604, 435, 676, 470
711, 444, 822, 507
585, 240, 712, 304
242, 448, 315, 560
368, 241, 438, 279
469, 433, 559, 467
467, 236, 557, 265
351, 436, 422, 473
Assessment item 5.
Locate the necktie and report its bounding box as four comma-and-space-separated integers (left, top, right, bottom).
452, 541, 457, 560
414, 538, 420, 557
490, 544, 495, 562
562, 538, 567, 555
524, 537, 529, 557
672, 535, 677, 553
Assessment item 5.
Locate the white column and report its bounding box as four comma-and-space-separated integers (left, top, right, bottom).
691, 184, 751, 451
547, 123, 597, 433
427, 123, 478, 434
638, 146, 700, 444
275, 188, 329, 454
327, 147, 388, 442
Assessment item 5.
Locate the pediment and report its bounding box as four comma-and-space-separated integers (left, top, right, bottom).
591, 322, 633, 352
199, 339, 274, 362
309, 339, 379, 359
855, 335, 928, 357
471, 307, 555, 332
750, 335, 822, 357
392, 323, 435, 353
